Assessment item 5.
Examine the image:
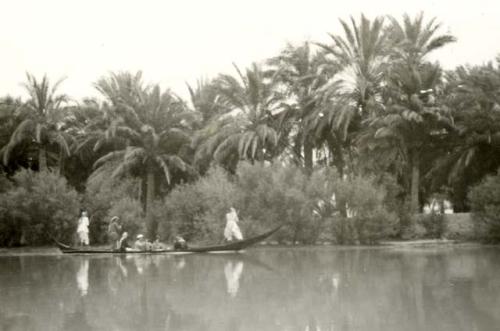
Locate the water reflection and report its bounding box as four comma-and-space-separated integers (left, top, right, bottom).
224, 260, 244, 297
108, 257, 128, 294
76, 258, 89, 296
62, 298, 94, 331
175, 256, 186, 270
0, 311, 35, 331
1, 247, 500, 330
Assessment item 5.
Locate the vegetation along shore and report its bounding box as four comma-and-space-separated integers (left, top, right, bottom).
1, 12, 500, 247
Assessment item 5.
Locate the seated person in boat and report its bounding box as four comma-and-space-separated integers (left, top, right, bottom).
133, 234, 151, 251
117, 232, 131, 252
152, 235, 166, 250
173, 235, 188, 250
224, 207, 243, 241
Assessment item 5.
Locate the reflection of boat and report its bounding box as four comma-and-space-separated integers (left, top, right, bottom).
54, 225, 282, 254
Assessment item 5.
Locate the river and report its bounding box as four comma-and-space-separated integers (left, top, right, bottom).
0, 246, 499, 330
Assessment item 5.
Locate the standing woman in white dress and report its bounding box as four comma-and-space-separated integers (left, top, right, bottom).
76, 210, 90, 246
224, 207, 243, 241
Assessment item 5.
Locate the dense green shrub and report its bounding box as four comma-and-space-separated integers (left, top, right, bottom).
0, 170, 80, 246
469, 172, 500, 242
401, 213, 445, 240
0, 174, 13, 193
419, 213, 445, 238
331, 175, 399, 244
106, 197, 145, 240
158, 163, 398, 245
83, 172, 141, 244
157, 167, 239, 242
236, 163, 329, 244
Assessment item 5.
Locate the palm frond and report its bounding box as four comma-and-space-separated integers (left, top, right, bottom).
93, 150, 126, 169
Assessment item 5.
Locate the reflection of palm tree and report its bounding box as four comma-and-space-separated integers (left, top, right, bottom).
224, 261, 244, 297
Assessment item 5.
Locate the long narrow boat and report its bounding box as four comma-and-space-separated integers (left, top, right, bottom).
55, 225, 282, 254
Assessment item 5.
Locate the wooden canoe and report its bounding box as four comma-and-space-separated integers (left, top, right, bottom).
55, 225, 282, 254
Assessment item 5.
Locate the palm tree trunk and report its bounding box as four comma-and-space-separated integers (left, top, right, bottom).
292, 132, 303, 167
145, 170, 156, 237
39, 147, 47, 171
58, 149, 65, 175
410, 150, 420, 213
304, 139, 313, 176
333, 145, 344, 179
327, 141, 347, 217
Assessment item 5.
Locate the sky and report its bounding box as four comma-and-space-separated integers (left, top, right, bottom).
1, 0, 499, 101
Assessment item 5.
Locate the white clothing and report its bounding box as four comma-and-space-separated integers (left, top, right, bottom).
77, 216, 89, 233
77, 216, 90, 245
224, 210, 243, 241
78, 232, 89, 245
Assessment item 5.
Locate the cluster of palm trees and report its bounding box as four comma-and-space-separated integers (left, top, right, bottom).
2, 12, 500, 232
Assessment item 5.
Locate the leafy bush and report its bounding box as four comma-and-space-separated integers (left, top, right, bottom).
419, 213, 445, 238
331, 174, 399, 244
83, 172, 142, 244
158, 167, 239, 242
401, 213, 445, 240
469, 171, 500, 242
0, 169, 80, 246
106, 197, 145, 240
158, 163, 398, 245
0, 174, 13, 193
236, 162, 329, 243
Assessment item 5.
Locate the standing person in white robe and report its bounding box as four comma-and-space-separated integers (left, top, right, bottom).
77, 210, 90, 246
224, 207, 243, 241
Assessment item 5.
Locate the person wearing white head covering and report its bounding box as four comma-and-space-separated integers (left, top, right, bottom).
76, 210, 90, 246
224, 207, 243, 241
133, 234, 149, 251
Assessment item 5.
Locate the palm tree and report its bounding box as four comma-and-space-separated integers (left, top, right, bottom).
318, 14, 388, 113
187, 78, 228, 126
361, 63, 452, 205
365, 13, 456, 212
0, 96, 25, 173
428, 60, 500, 210
387, 12, 456, 66
267, 42, 336, 174
315, 15, 389, 177
2, 73, 71, 171
90, 72, 194, 235
194, 63, 282, 171
187, 78, 230, 174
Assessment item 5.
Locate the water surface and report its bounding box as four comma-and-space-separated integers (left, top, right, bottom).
1, 246, 499, 330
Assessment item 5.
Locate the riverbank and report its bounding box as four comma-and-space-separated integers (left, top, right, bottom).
0, 240, 489, 256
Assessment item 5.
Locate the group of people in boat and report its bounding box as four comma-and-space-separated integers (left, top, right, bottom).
75, 206, 244, 251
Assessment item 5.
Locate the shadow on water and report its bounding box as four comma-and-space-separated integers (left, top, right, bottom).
1, 246, 500, 330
